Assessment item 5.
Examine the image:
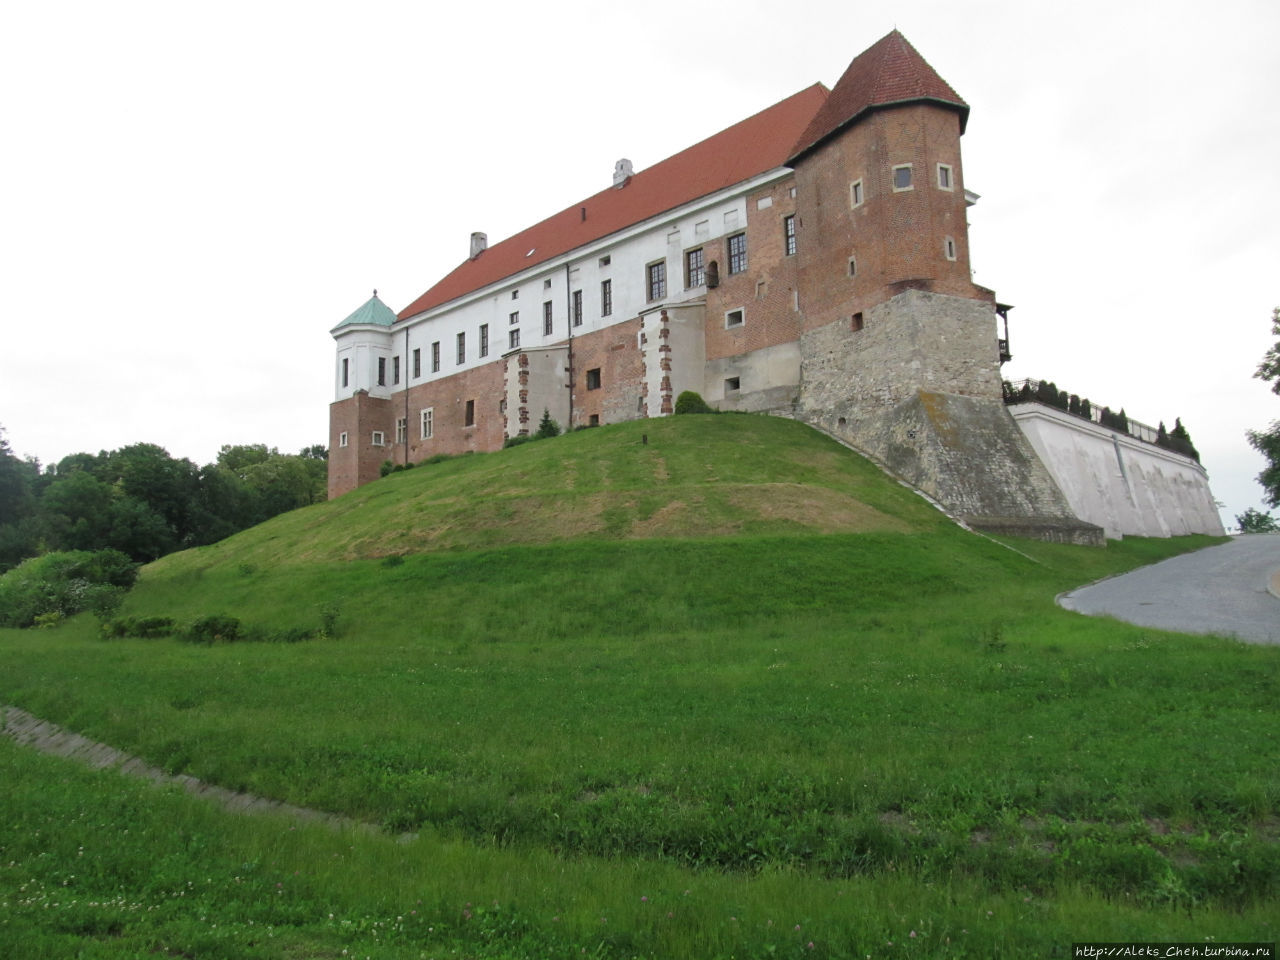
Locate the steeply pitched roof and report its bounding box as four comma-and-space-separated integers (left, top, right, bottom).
334, 292, 397, 330
397, 84, 829, 321
788, 30, 967, 164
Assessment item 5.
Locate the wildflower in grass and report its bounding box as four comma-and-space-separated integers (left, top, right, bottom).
808, 943, 815, 950
641, 896, 648, 902
910, 930, 917, 938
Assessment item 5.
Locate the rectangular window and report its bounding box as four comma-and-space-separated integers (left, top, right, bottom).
851, 312, 865, 332
727, 233, 747, 274
600, 279, 612, 317
479, 323, 489, 357
509, 328, 520, 349
850, 179, 864, 207
944, 236, 957, 261
598, 254, 611, 267
371, 431, 385, 447
892, 164, 913, 191
511, 289, 519, 300
543, 300, 553, 336
456, 332, 465, 365
395, 417, 407, 444
685, 247, 705, 288
725, 308, 744, 328
509, 310, 519, 326
341, 357, 348, 387
586, 367, 601, 390
377, 357, 386, 386
420, 407, 434, 439
393, 355, 400, 385
464, 399, 475, 427
572, 290, 583, 327
937, 163, 953, 190
647, 260, 666, 301
412, 348, 421, 378
431, 341, 440, 373
725, 376, 740, 392
339, 431, 348, 447
543, 278, 552, 289
783, 215, 796, 256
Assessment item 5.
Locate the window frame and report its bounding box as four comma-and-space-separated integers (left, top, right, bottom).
371, 430, 386, 447
392, 355, 400, 385
377, 356, 386, 386
431, 341, 440, 373
727, 233, 747, 274
572, 289, 583, 327
725, 308, 744, 329
479, 323, 489, 357
937, 163, 953, 191
850, 179, 864, 208
600, 278, 612, 317
783, 215, 796, 256
543, 300, 553, 336
341, 357, 349, 387
509, 328, 520, 350
464, 399, 475, 428
685, 247, 705, 288
339, 431, 348, 447
395, 416, 407, 444
456, 331, 466, 365
646, 260, 666, 302
892, 164, 913, 192
420, 407, 434, 440
586, 367, 601, 390
944, 236, 957, 261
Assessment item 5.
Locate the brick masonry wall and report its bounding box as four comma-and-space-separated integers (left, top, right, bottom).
328, 391, 393, 498
569, 317, 644, 427
793, 103, 989, 334
398, 361, 507, 463
703, 177, 803, 364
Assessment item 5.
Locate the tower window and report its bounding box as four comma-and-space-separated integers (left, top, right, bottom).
377, 357, 386, 386
892, 164, 913, 191
341, 357, 349, 387
725, 308, 744, 328
339, 431, 348, 447
431, 341, 440, 373
848, 255, 857, 277
600, 279, 612, 317
850, 179, 864, 208
456, 332, 466, 365
783, 215, 796, 256
572, 290, 583, 327
393, 356, 400, 385
371, 431, 385, 446
944, 236, 957, 261
937, 163, 953, 190
479, 323, 489, 357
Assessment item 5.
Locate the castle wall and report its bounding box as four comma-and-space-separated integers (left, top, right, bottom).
569, 317, 646, 427
328, 391, 393, 498
1009, 404, 1225, 539
507, 346, 570, 437
397, 361, 507, 466
793, 103, 987, 333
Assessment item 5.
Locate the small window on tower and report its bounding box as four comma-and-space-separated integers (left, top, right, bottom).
848, 255, 857, 277
850, 179, 864, 208
377, 357, 386, 386
464, 400, 475, 427
937, 163, 953, 190
944, 236, 957, 261
725, 376, 741, 393
339, 431, 348, 447
725, 308, 744, 328
371, 431, 386, 446
892, 164, 913, 191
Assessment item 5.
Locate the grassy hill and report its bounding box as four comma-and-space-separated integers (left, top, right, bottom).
1, 415, 1275, 958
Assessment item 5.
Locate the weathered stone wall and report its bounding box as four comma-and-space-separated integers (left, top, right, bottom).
798, 289, 1101, 542
1010, 404, 1225, 539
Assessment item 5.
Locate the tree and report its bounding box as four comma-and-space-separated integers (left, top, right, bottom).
535, 409, 560, 439
1248, 307, 1280, 506
1235, 507, 1278, 533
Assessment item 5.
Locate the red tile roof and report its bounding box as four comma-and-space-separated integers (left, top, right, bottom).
788, 30, 968, 164
397, 84, 829, 321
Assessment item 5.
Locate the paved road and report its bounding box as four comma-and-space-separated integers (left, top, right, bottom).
1058, 534, 1280, 644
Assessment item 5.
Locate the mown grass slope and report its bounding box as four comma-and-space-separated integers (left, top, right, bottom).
2, 414, 1275, 959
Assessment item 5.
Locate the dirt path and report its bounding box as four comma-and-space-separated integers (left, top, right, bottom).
1, 704, 406, 838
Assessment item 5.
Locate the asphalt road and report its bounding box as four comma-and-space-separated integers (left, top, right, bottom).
1058, 534, 1280, 645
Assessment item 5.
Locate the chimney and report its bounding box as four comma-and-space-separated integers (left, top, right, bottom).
469, 232, 488, 259
613, 158, 634, 188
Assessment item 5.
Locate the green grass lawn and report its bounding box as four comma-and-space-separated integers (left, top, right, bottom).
1, 416, 1275, 958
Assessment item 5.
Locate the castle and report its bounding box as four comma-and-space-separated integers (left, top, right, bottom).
329, 31, 1223, 543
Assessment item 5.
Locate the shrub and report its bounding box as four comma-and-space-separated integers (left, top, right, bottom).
535, 409, 561, 439
674, 391, 714, 415
184, 615, 241, 644
503, 435, 533, 449
102, 616, 176, 639
1236, 508, 1278, 533
0, 549, 138, 628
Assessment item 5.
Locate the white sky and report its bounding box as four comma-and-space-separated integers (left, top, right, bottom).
2, 0, 1278, 528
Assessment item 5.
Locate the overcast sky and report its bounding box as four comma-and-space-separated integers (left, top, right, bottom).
2, 0, 1278, 528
